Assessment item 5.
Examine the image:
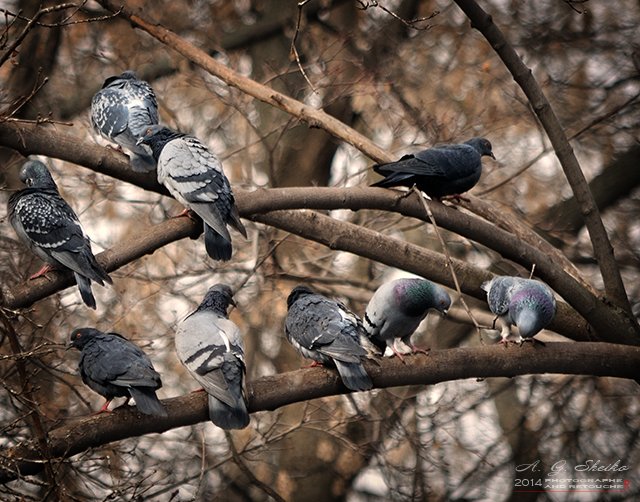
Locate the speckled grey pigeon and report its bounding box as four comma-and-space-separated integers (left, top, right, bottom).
91, 70, 159, 172
7, 160, 112, 309
69, 328, 166, 416
175, 284, 249, 429
481, 276, 556, 344
285, 285, 373, 392
137, 125, 247, 261
371, 137, 495, 199
364, 278, 451, 360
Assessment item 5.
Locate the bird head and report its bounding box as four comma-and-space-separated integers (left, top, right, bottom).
101, 69, 138, 89
286, 285, 315, 309
512, 308, 544, 339
19, 160, 58, 190
68, 327, 100, 350
434, 289, 452, 315
136, 125, 184, 159
198, 283, 237, 315
466, 137, 496, 160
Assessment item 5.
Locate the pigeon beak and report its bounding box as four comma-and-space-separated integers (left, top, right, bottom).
65, 342, 74, 351
135, 137, 145, 146
230, 297, 237, 308
490, 152, 496, 160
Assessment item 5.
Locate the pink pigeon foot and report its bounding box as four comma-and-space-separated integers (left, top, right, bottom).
29, 264, 54, 280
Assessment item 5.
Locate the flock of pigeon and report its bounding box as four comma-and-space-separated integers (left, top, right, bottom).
6, 70, 557, 428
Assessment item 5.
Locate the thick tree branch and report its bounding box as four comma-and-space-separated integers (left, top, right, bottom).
253, 209, 596, 343
2, 216, 200, 310
454, 0, 631, 313
2, 122, 638, 343
1, 342, 638, 484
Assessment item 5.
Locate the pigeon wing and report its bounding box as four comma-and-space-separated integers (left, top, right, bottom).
157, 137, 233, 241
81, 335, 160, 390
287, 296, 366, 363
91, 88, 130, 138
176, 312, 245, 409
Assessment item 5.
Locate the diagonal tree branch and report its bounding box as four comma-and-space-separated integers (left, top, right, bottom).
95, 0, 391, 164
453, 0, 631, 314
1, 342, 638, 484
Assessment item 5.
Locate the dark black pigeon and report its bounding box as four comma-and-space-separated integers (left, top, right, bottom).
176, 284, 249, 429
137, 125, 247, 261
7, 160, 112, 309
482, 276, 556, 344
285, 285, 373, 392
91, 70, 159, 172
371, 137, 495, 199
69, 328, 167, 416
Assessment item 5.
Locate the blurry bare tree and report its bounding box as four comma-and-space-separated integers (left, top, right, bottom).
0, 0, 639, 500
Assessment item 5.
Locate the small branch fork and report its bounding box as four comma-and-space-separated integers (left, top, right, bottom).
355, 0, 439, 30
0, 3, 121, 69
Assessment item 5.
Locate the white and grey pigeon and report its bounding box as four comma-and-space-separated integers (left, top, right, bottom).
7, 160, 112, 309
175, 284, 249, 430
364, 278, 451, 360
371, 137, 495, 199
90, 70, 159, 172
285, 285, 373, 392
69, 328, 166, 417
482, 276, 556, 344
137, 125, 247, 261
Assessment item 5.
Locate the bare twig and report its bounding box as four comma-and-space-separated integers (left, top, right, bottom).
291, 1, 318, 94
411, 187, 487, 340
355, 0, 438, 30
0, 3, 85, 68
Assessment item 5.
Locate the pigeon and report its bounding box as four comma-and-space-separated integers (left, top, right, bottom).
90, 70, 159, 172
285, 285, 373, 392
175, 284, 249, 429
7, 160, 112, 309
481, 276, 556, 344
364, 278, 451, 360
137, 125, 247, 261
69, 328, 166, 416
371, 137, 495, 199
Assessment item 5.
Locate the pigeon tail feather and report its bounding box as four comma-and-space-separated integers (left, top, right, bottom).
208, 394, 250, 429
75, 273, 97, 309
204, 224, 232, 261
334, 360, 373, 391
229, 205, 248, 238
129, 387, 167, 417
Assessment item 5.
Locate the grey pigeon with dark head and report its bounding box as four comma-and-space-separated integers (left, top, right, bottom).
364, 278, 451, 360
69, 328, 166, 416
7, 160, 112, 309
285, 285, 373, 392
91, 70, 159, 172
175, 284, 249, 429
137, 125, 247, 261
371, 137, 495, 199
482, 276, 556, 344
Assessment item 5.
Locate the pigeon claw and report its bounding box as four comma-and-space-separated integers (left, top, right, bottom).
519, 337, 546, 348
29, 264, 54, 281
95, 399, 113, 414
305, 361, 324, 369
441, 194, 470, 204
